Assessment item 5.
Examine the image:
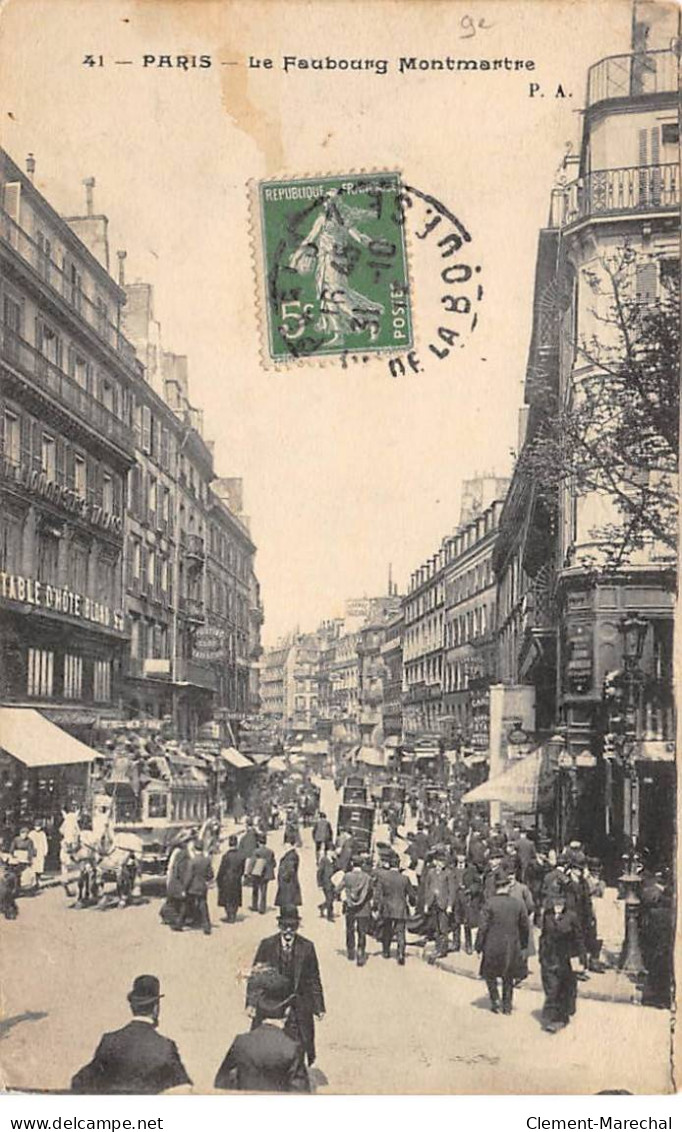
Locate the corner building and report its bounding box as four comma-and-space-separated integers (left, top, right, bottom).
0, 151, 136, 737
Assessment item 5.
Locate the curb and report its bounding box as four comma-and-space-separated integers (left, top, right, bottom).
425, 951, 643, 1006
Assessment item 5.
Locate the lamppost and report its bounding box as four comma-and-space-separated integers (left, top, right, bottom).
618, 611, 649, 976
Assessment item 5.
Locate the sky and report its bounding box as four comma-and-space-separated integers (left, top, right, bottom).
0, 0, 635, 645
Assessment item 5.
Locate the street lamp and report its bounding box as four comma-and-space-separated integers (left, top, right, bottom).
618, 612, 648, 977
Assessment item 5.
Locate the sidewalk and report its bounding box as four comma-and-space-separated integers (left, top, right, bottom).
423, 888, 646, 1006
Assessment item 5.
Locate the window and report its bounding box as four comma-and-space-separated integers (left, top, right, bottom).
69, 264, 83, 311
0, 513, 22, 573
660, 258, 680, 289
635, 261, 657, 304
74, 453, 86, 498
98, 559, 114, 604
69, 543, 88, 592
101, 379, 116, 414
37, 532, 59, 582
27, 648, 54, 697
93, 659, 112, 702
36, 232, 51, 280
4, 410, 20, 466
133, 540, 141, 578
147, 549, 156, 590
161, 557, 169, 592
102, 473, 113, 513
96, 297, 110, 337
148, 793, 168, 819
41, 433, 56, 479
37, 321, 62, 367
661, 122, 679, 146
130, 616, 140, 659
142, 405, 152, 454
64, 654, 83, 699
148, 475, 157, 515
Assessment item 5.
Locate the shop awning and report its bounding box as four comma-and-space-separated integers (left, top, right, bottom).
636, 740, 675, 763
220, 747, 254, 769
461, 750, 546, 812
268, 756, 287, 773
356, 746, 385, 767
0, 707, 98, 768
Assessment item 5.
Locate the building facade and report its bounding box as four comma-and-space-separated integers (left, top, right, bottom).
402, 548, 446, 737
552, 13, 678, 858
0, 151, 136, 739
443, 496, 506, 747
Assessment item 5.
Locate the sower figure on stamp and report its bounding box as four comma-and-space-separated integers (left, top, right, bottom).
289, 190, 384, 348
248, 907, 325, 1067
476, 871, 529, 1015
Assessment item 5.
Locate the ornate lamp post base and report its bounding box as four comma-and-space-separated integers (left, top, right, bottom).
619, 868, 646, 975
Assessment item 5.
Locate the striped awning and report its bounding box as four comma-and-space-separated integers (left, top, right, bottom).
461, 749, 547, 812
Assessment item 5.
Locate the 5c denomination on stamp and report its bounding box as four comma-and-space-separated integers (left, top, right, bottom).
257, 173, 413, 362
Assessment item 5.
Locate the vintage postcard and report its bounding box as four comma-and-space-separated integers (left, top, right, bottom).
0, 0, 678, 1098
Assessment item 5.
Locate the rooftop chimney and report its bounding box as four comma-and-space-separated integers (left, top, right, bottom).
117, 249, 127, 286
26, 153, 35, 183
83, 176, 96, 217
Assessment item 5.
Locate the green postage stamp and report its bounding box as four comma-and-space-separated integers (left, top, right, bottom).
257, 172, 413, 362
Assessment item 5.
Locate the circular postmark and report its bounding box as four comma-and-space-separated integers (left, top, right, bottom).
256, 172, 482, 374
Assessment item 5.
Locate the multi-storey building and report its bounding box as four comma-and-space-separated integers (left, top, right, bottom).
551, 8, 678, 857
121, 282, 261, 740
261, 640, 291, 723
329, 630, 361, 742
357, 595, 402, 745
443, 495, 507, 746
402, 548, 446, 737
492, 5, 678, 860
380, 611, 404, 740
285, 632, 322, 732
0, 151, 136, 740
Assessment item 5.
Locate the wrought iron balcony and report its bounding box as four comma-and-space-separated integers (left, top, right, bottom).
1, 325, 134, 455
562, 163, 679, 227
586, 49, 677, 108
185, 533, 205, 563
0, 208, 139, 370
178, 594, 205, 623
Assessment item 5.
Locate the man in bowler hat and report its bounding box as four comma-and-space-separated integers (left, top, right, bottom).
248, 906, 325, 1065
71, 975, 191, 1094
214, 966, 309, 1092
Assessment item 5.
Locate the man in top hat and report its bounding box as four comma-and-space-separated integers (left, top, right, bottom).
422, 849, 455, 958
71, 976, 191, 1094
476, 872, 529, 1015
216, 834, 245, 923
215, 966, 309, 1092
248, 906, 325, 1066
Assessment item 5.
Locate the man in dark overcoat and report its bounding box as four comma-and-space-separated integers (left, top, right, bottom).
476, 872, 529, 1014
71, 975, 190, 1094
251, 832, 277, 914
178, 837, 213, 934
216, 834, 245, 923
374, 852, 415, 965
248, 907, 325, 1065
215, 967, 309, 1092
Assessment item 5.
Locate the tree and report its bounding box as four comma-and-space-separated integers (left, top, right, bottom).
518, 247, 679, 571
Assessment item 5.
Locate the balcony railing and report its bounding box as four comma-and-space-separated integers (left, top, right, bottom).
185, 533, 205, 562
587, 50, 677, 108
0, 208, 139, 370
1, 325, 134, 454
178, 595, 205, 623
562, 163, 679, 227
